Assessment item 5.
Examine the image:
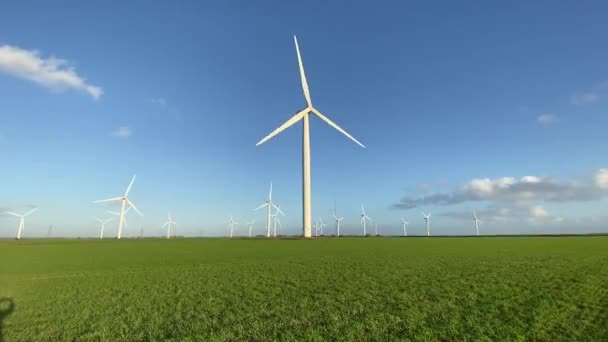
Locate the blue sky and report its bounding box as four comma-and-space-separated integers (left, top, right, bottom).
1, 1, 608, 237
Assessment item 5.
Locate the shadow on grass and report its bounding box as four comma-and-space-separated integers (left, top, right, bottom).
0, 298, 15, 342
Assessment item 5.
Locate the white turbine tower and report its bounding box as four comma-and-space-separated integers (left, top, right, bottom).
360, 205, 372, 237
95, 217, 113, 239
255, 36, 365, 238
94, 175, 143, 239
319, 217, 327, 236
422, 212, 432, 236
228, 216, 239, 238
400, 217, 409, 237
314, 220, 319, 236
374, 223, 379, 236
473, 211, 481, 236
6, 208, 38, 240
254, 182, 281, 238
247, 219, 255, 238
163, 211, 177, 239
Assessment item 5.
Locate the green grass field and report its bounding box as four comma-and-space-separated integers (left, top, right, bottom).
1, 237, 607, 341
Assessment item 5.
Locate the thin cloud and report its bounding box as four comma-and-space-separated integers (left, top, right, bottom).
149, 97, 168, 108
595, 169, 608, 190
537, 113, 559, 126
571, 81, 608, 105
112, 126, 131, 138
0, 45, 102, 99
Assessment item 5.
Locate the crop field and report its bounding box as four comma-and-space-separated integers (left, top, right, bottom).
0, 236, 607, 341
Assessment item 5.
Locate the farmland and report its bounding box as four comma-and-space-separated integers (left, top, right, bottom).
1, 237, 607, 341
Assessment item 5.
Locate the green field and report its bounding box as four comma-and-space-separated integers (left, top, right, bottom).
1, 237, 607, 341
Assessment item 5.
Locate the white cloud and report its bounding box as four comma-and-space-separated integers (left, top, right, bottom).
112, 127, 131, 138
149, 97, 167, 107
595, 169, 608, 190
537, 113, 559, 126
530, 205, 548, 218
571, 81, 608, 105
0, 45, 102, 99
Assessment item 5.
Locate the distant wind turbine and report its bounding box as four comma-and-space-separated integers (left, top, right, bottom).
95, 217, 113, 239
272, 206, 285, 237
255, 36, 365, 238
163, 211, 177, 239
228, 216, 239, 238
473, 211, 481, 236
94, 175, 143, 239
319, 217, 327, 236
6, 208, 38, 240
360, 205, 372, 236
333, 201, 344, 237
422, 212, 431, 236
247, 219, 255, 238
374, 223, 379, 236
254, 182, 281, 238
400, 217, 409, 236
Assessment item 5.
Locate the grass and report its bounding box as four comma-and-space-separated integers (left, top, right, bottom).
0, 236, 607, 341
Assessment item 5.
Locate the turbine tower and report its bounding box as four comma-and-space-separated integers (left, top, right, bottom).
94, 175, 143, 239
254, 182, 281, 238
247, 219, 255, 238
360, 205, 372, 236
255, 36, 365, 238
400, 217, 409, 236
422, 212, 432, 236
95, 217, 113, 239
6, 208, 38, 240
374, 223, 378, 236
473, 211, 481, 236
228, 216, 239, 238
333, 215, 344, 237
163, 211, 177, 239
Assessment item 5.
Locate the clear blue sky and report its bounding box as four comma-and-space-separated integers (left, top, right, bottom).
1, 1, 607, 237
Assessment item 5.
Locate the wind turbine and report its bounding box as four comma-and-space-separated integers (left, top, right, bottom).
314, 220, 319, 237
422, 212, 432, 236
255, 36, 365, 238
163, 211, 177, 239
374, 223, 379, 236
272, 206, 285, 237
319, 217, 327, 236
6, 208, 38, 240
360, 205, 372, 236
247, 219, 255, 238
473, 211, 481, 236
95, 217, 113, 239
94, 175, 143, 239
254, 182, 281, 238
333, 215, 344, 237
400, 217, 409, 236
106, 206, 133, 233
228, 216, 239, 238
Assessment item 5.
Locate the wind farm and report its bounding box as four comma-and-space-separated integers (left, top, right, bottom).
2, 4, 608, 340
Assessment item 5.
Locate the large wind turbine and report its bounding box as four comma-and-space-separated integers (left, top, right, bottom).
228, 216, 239, 238
163, 211, 177, 239
400, 217, 409, 237
360, 205, 372, 236
422, 212, 432, 236
94, 175, 143, 239
255, 36, 365, 238
333, 214, 344, 237
95, 217, 113, 239
254, 182, 281, 238
473, 211, 481, 236
6, 208, 38, 240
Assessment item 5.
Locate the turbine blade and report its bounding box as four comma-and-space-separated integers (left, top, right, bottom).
294, 35, 312, 107
256, 109, 307, 146
106, 211, 120, 216
269, 182, 273, 201
254, 203, 269, 211
124, 174, 136, 197
93, 197, 122, 203
272, 204, 285, 216
24, 208, 38, 217
311, 108, 365, 148
126, 199, 143, 217
5, 212, 21, 217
